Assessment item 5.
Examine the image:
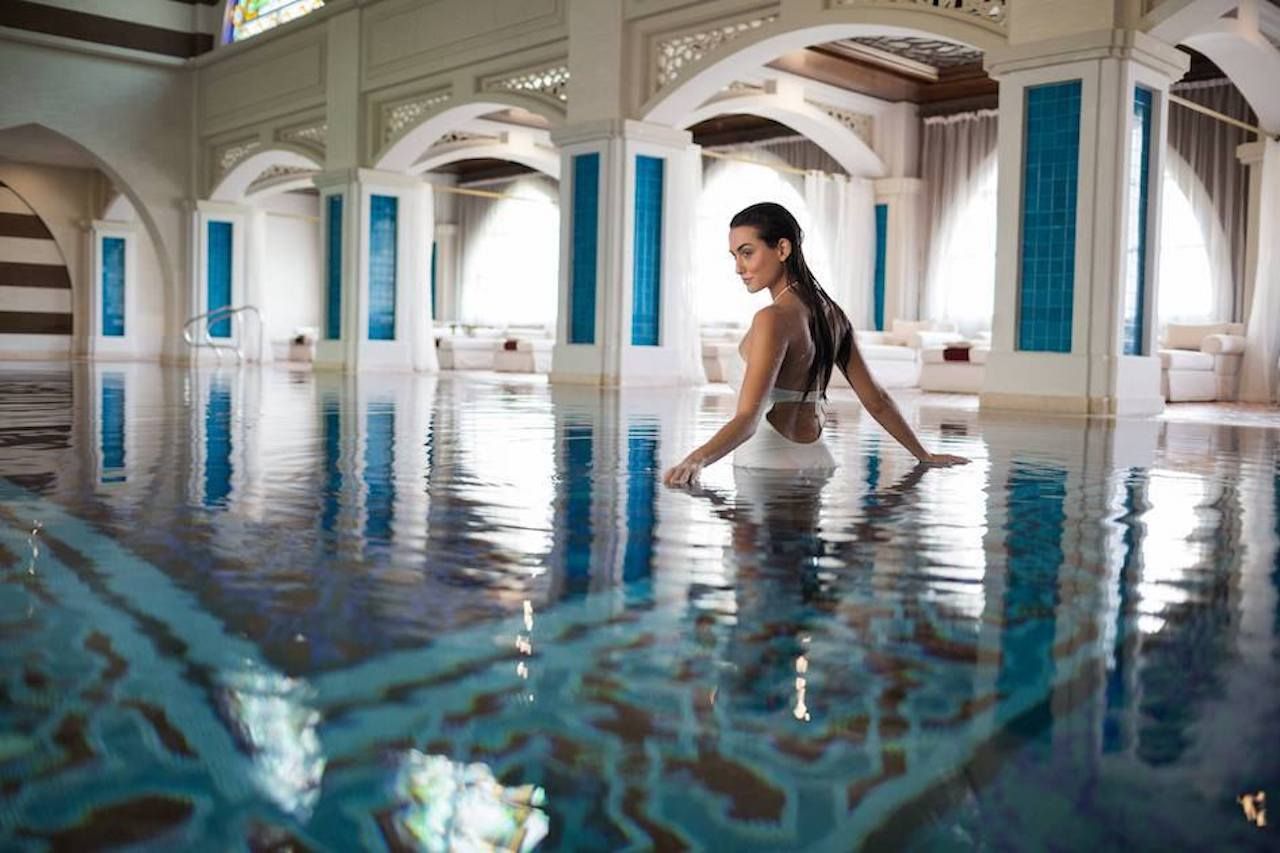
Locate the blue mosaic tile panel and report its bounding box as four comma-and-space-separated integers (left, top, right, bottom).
1123, 88, 1153, 356
368, 194, 398, 341
100, 372, 125, 483
206, 221, 233, 339
101, 236, 125, 337
873, 203, 888, 332
325, 194, 343, 341
631, 155, 664, 347
570, 153, 600, 345
430, 240, 438, 320
1018, 80, 1081, 353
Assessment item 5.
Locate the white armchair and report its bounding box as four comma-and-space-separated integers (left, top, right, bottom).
1158, 322, 1246, 402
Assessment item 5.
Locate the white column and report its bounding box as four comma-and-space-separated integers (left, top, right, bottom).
191, 200, 248, 366
86, 219, 139, 360
311, 169, 438, 373
433, 222, 460, 323
873, 178, 925, 325
549, 120, 703, 386
981, 31, 1187, 415
1237, 140, 1265, 323
243, 207, 271, 363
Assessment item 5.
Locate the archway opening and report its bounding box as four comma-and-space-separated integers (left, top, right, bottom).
0, 123, 170, 359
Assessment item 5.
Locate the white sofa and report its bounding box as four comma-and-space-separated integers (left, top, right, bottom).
494, 337, 553, 373
1158, 322, 1245, 402
919, 342, 990, 393
855, 320, 962, 389
435, 324, 554, 372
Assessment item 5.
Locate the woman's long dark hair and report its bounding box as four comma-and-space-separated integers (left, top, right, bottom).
730, 202, 853, 401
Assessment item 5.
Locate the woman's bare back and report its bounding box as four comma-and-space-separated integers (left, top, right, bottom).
738, 296, 831, 444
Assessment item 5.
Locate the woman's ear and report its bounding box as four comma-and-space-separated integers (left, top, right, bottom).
777, 238, 791, 262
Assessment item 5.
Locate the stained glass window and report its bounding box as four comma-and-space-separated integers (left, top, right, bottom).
223, 0, 325, 44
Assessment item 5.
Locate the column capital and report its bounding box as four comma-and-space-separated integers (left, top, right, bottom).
195, 199, 251, 217
985, 28, 1189, 82
873, 177, 925, 199
550, 119, 692, 151
1237, 140, 1268, 167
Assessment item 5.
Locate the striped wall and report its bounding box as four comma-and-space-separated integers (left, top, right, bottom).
0, 182, 72, 336
0, 0, 219, 59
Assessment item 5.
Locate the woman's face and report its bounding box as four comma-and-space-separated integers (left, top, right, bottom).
729, 225, 790, 295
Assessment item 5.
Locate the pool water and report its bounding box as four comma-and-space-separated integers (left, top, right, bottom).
0, 363, 1277, 850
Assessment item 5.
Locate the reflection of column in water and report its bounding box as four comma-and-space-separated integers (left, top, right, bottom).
1102, 468, 1147, 756
559, 422, 594, 598
363, 398, 396, 545
203, 375, 234, 508
320, 391, 343, 536
997, 462, 1066, 728
99, 371, 127, 484
622, 422, 659, 587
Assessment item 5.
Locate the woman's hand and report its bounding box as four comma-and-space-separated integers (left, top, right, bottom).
663, 456, 705, 487
919, 452, 970, 467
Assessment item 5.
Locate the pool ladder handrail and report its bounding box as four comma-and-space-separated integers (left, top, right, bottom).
183, 304, 264, 364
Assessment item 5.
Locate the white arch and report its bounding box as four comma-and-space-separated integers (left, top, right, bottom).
209, 147, 321, 202
1185, 20, 1280, 132
679, 93, 885, 177
411, 141, 561, 180
642, 12, 1005, 127
376, 95, 565, 173
0, 122, 174, 321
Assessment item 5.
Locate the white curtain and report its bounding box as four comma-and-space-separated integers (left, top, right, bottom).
457, 176, 559, 328
1239, 139, 1280, 404
921, 110, 999, 338
668, 146, 709, 383
1157, 159, 1234, 325
1168, 79, 1254, 319
803, 171, 876, 329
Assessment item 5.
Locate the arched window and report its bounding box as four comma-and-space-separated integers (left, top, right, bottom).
1157, 169, 1225, 326
929, 158, 998, 338
694, 157, 825, 328
458, 177, 560, 329
223, 0, 325, 44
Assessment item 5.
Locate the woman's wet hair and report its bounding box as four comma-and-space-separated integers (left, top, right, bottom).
730, 202, 853, 400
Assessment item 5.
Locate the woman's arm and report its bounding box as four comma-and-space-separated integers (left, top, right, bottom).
840, 336, 969, 467
663, 308, 787, 486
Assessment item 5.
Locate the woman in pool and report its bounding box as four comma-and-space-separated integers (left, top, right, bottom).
663, 202, 968, 487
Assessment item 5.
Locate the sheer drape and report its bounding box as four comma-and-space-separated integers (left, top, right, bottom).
921, 110, 999, 337
457, 176, 559, 328
668, 145, 709, 383
803, 171, 876, 329
1168, 78, 1255, 321
1158, 158, 1233, 325
1239, 139, 1280, 404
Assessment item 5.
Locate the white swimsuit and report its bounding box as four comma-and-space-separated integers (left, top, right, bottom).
731, 385, 837, 471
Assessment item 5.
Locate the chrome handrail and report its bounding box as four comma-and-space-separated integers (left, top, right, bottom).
183, 304, 263, 364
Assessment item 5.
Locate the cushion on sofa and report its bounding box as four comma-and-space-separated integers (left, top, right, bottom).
1200, 333, 1246, 355
1158, 348, 1215, 370
1163, 322, 1245, 350
859, 343, 917, 362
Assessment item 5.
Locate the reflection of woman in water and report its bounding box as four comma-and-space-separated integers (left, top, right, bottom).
664, 202, 968, 487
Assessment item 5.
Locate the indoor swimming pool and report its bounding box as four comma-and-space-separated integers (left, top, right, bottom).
0, 363, 1276, 850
